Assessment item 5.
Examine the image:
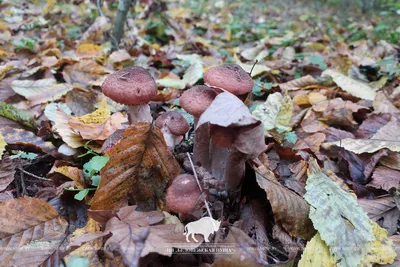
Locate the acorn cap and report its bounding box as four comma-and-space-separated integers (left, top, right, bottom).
102, 66, 157, 105
204, 64, 254, 95
166, 174, 201, 214
179, 85, 217, 117
155, 111, 189, 135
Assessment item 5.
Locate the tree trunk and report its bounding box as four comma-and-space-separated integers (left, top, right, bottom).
112, 0, 134, 50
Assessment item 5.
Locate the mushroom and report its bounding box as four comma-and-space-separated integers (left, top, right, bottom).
166, 174, 201, 214
179, 85, 216, 170
204, 64, 254, 97
102, 66, 157, 124
154, 111, 189, 149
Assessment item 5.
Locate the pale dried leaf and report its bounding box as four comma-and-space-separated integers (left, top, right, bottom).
0, 155, 15, 191
53, 108, 84, 148
368, 167, 400, 192
322, 69, 376, 100
279, 75, 318, 91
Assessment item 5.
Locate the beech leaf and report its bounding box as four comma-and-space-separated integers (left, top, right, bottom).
305, 159, 374, 267
90, 123, 180, 211
322, 69, 376, 100
198, 92, 260, 129
0, 154, 16, 191
0, 197, 68, 266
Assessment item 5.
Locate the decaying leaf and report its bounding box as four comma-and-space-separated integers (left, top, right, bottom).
279, 75, 318, 91
305, 159, 374, 267
0, 197, 68, 266
252, 92, 293, 137
0, 102, 38, 129
323, 117, 400, 154
322, 69, 376, 100
380, 151, 400, 171
255, 170, 315, 240
1, 126, 56, 154
198, 92, 260, 129
90, 123, 180, 211
0, 131, 6, 160
358, 196, 400, 235
0, 154, 16, 191
368, 166, 400, 192
298, 232, 336, 267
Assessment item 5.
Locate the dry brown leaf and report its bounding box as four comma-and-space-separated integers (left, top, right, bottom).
300, 109, 328, 133
279, 75, 318, 91
90, 123, 180, 211
358, 196, 400, 235
109, 49, 132, 68
68, 112, 127, 141
1, 126, 56, 154
272, 224, 303, 260
0, 154, 15, 191
368, 167, 400, 192
293, 132, 326, 159
373, 91, 399, 114
63, 59, 111, 86
0, 197, 68, 266
255, 168, 316, 240
380, 152, 400, 171
53, 166, 85, 189
198, 92, 260, 129
79, 16, 109, 44
53, 108, 85, 148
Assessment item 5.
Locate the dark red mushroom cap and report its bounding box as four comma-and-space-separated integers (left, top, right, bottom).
166, 174, 201, 214
204, 64, 254, 95
102, 66, 157, 105
155, 111, 189, 135
179, 85, 217, 117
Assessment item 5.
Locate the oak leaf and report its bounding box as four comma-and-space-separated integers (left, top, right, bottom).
90, 123, 180, 211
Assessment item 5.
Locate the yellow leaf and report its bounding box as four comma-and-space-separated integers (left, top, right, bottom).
359, 221, 396, 266
76, 44, 103, 58
54, 166, 85, 189
42, 0, 56, 15
0, 131, 6, 160
0, 48, 15, 58
77, 98, 110, 125
0, 65, 13, 81
299, 232, 337, 267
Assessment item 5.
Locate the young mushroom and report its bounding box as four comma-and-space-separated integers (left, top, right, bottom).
204, 63, 254, 97
179, 85, 217, 170
102, 66, 158, 124
166, 174, 201, 214
154, 111, 189, 149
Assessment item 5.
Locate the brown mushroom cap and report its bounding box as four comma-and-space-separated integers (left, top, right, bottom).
204, 64, 254, 95
155, 111, 189, 135
102, 66, 157, 105
166, 174, 201, 214
179, 85, 217, 117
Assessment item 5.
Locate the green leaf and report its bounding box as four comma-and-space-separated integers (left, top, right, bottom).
284, 131, 297, 144
306, 55, 327, 70
252, 79, 272, 96
66, 256, 90, 267
91, 175, 101, 187
9, 151, 38, 160
0, 102, 38, 129
304, 159, 374, 267
74, 189, 90, 201
83, 156, 109, 178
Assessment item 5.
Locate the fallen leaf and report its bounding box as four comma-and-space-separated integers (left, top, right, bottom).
0, 197, 68, 266
79, 16, 109, 44
63, 60, 110, 86
90, 123, 180, 211
1, 126, 56, 154
76, 43, 103, 59
109, 49, 131, 68
373, 91, 399, 114
298, 232, 336, 267
380, 151, 400, 171
305, 159, 374, 267
358, 196, 400, 236
54, 166, 85, 189
279, 75, 318, 91
0, 102, 38, 129
293, 132, 326, 159
0, 154, 15, 191
198, 92, 260, 129
368, 167, 400, 192
322, 69, 376, 100
0, 131, 6, 160
255, 170, 315, 240
44, 102, 72, 124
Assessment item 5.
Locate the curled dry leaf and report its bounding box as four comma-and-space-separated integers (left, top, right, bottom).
358, 196, 400, 235
324, 117, 400, 154
63, 59, 111, 86
380, 151, 400, 171
293, 132, 326, 160
368, 166, 400, 192
322, 69, 376, 100
53, 166, 85, 189
198, 92, 260, 128
53, 108, 85, 148
0, 154, 16, 191
90, 123, 180, 211
279, 75, 318, 91
1, 126, 56, 154
0, 197, 68, 266
255, 168, 316, 240
373, 91, 399, 114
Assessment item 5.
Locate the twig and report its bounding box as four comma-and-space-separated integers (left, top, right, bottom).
186, 152, 217, 230
17, 168, 51, 181
96, 0, 104, 17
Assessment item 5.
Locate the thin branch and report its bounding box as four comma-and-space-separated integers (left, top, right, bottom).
17, 168, 51, 181
96, 0, 104, 17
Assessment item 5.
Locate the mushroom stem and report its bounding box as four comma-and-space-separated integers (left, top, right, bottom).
160, 127, 183, 149
210, 141, 229, 180
223, 147, 246, 192
193, 118, 211, 170
126, 104, 152, 124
